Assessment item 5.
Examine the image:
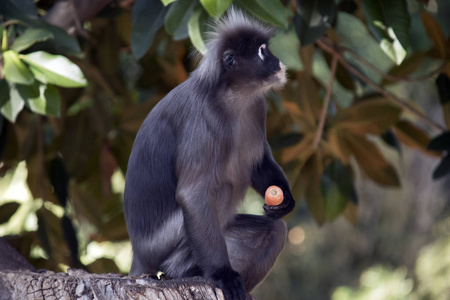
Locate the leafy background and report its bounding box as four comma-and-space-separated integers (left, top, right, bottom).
1, 0, 450, 299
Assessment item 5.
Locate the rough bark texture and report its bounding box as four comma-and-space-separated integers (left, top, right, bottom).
0, 269, 228, 300
0, 238, 256, 300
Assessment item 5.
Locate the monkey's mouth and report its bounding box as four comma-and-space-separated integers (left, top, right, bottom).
276, 62, 287, 84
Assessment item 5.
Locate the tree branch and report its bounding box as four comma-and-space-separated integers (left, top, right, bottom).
331, 38, 445, 83
316, 37, 446, 132
0, 238, 256, 300
313, 51, 338, 149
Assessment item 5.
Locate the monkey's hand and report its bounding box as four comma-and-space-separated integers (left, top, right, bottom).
210, 267, 246, 300
264, 190, 295, 219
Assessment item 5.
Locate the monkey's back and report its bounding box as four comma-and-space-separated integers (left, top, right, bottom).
124, 80, 191, 237
123, 76, 225, 231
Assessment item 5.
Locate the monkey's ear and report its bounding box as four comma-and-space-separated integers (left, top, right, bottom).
222, 50, 236, 70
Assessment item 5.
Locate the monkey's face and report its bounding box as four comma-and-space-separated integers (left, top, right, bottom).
219, 31, 287, 95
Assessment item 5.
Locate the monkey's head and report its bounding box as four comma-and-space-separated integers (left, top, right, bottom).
197, 9, 287, 96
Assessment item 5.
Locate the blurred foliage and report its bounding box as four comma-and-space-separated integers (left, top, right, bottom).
332, 223, 450, 300
0, 0, 449, 295
333, 266, 415, 300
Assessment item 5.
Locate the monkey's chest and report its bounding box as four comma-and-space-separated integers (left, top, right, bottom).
225, 123, 265, 184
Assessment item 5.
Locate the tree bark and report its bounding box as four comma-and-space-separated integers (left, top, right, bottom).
0, 238, 256, 300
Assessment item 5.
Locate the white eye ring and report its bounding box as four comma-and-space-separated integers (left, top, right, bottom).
258, 44, 266, 60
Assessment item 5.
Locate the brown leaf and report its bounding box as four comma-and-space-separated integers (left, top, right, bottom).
421, 11, 447, 59
100, 141, 117, 196
381, 52, 426, 85
393, 120, 439, 156
281, 132, 315, 164
345, 134, 400, 186
328, 128, 352, 164
281, 74, 320, 131
297, 71, 321, 124
301, 153, 325, 225
333, 98, 401, 136
443, 102, 450, 129
299, 44, 315, 75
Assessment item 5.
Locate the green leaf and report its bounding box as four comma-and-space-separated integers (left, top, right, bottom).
237, 0, 290, 28
165, 0, 197, 41
322, 159, 357, 221
21, 83, 61, 117
10, 28, 54, 53
200, 0, 232, 18
188, 8, 208, 55
1, 83, 25, 122
294, 0, 336, 46
0, 0, 81, 55
336, 13, 393, 79
0, 25, 5, 52
2, 50, 34, 85
162, 0, 177, 6
270, 28, 303, 71
131, 0, 167, 59
20, 51, 87, 88
0, 202, 21, 224
13, 0, 37, 17
321, 178, 348, 221
361, 0, 410, 65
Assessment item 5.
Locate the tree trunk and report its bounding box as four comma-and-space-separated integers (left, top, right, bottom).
0, 238, 256, 300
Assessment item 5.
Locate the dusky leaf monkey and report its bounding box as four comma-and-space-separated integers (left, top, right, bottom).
124, 8, 295, 300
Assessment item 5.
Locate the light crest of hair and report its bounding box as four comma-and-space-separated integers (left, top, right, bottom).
194, 8, 273, 84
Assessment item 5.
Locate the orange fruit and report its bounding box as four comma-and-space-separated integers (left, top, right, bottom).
265, 186, 283, 206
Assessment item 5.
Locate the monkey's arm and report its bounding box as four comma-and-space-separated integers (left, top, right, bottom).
251, 143, 295, 218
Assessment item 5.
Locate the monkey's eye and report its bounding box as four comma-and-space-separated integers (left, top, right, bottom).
258, 44, 266, 61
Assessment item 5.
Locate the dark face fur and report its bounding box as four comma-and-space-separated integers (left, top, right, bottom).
195, 10, 287, 98
219, 28, 286, 93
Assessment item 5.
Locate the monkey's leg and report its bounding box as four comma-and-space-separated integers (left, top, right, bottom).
224, 214, 287, 292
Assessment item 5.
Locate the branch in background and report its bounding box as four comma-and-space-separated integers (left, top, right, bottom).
313, 52, 338, 149
43, 0, 113, 36
316, 37, 446, 132
334, 39, 446, 83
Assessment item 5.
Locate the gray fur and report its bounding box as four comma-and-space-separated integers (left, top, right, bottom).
124, 8, 295, 300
